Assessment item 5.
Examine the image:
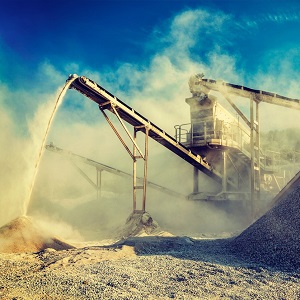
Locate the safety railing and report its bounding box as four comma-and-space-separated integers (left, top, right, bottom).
174, 121, 250, 152
174, 121, 285, 172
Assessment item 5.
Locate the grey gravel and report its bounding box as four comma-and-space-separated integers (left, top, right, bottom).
0, 235, 299, 299
230, 185, 300, 271
1, 184, 300, 299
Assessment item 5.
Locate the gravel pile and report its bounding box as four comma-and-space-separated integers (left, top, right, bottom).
230, 184, 300, 271
114, 211, 171, 239
0, 238, 299, 299
0, 216, 74, 253
1, 186, 300, 298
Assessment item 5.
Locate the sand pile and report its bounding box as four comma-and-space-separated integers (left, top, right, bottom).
114, 211, 172, 239
0, 216, 74, 253
230, 184, 300, 270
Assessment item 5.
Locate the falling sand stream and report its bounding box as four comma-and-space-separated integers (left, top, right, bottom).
22, 74, 78, 216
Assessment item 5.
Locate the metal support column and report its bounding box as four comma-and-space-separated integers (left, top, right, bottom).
193, 167, 199, 194
96, 169, 102, 200
255, 102, 261, 210
250, 97, 260, 218
99, 104, 150, 212
133, 126, 149, 212
143, 128, 149, 211
222, 150, 227, 192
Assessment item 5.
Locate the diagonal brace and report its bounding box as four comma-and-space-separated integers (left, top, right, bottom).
99, 105, 145, 160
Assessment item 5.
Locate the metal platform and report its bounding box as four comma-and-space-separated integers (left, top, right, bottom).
184, 74, 300, 217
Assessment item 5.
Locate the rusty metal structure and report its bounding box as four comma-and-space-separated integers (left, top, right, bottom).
175, 74, 300, 217
60, 74, 299, 217
67, 74, 222, 213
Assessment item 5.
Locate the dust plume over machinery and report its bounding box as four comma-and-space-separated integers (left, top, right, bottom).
47, 73, 299, 223
183, 74, 300, 217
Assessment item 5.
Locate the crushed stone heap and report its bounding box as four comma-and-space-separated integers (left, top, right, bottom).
230, 185, 300, 270
0, 216, 74, 253
115, 211, 172, 240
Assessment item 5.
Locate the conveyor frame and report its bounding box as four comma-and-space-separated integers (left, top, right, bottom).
67, 74, 223, 212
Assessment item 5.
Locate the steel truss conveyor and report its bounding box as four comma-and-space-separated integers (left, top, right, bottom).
45, 143, 186, 200
67, 74, 223, 212
198, 78, 300, 110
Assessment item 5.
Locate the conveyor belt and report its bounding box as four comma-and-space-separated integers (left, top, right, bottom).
68, 74, 223, 184
45, 143, 186, 199
198, 78, 300, 110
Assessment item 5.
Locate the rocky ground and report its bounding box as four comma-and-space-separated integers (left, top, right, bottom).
0, 180, 300, 299
0, 234, 299, 299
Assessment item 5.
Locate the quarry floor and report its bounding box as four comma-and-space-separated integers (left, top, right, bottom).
0, 236, 299, 300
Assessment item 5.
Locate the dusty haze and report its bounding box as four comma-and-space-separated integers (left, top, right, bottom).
0, 9, 300, 239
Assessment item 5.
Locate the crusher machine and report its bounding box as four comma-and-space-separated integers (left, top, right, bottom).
175, 74, 300, 216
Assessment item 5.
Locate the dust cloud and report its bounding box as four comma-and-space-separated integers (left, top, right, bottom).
0, 109, 28, 225
1, 67, 298, 242
23, 76, 77, 215
1, 7, 300, 242
0, 89, 68, 225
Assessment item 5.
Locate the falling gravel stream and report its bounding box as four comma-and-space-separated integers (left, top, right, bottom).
23, 75, 77, 215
